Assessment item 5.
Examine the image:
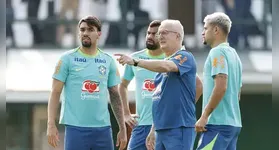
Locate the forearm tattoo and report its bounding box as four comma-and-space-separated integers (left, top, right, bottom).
108, 85, 125, 129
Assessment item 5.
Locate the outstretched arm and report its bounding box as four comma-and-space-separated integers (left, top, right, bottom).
137, 59, 178, 73
115, 54, 178, 73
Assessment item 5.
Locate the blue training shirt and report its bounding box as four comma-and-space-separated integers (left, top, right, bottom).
152, 47, 197, 130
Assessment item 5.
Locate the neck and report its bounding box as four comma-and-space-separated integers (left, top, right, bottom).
211, 37, 227, 48
148, 49, 164, 56
80, 44, 98, 55
164, 44, 182, 57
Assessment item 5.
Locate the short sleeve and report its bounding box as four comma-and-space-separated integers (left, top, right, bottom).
108, 59, 121, 87
123, 65, 134, 81
52, 55, 69, 82
170, 51, 193, 76
210, 50, 228, 77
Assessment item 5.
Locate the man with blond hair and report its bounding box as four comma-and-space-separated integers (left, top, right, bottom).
195, 12, 242, 150
115, 19, 202, 150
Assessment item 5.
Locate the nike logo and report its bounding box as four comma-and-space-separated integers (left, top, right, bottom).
75, 68, 84, 71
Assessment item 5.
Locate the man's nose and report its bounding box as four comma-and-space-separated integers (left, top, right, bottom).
83, 30, 90, 36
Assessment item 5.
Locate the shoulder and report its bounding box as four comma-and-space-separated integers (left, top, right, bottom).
98, 49, 120, 69
210, 44, 233, 54
178, 49, 193, 55
62, 48, 78, 56
173, 50, 194, 60
209, 46, 227, 56
98, 48, 115, 61
59, 48, 78, 60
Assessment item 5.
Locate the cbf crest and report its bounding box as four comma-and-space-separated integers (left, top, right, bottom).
98, 65, 106, 76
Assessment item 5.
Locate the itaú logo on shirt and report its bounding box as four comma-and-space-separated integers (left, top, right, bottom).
142, 79, 155, 92
82, 80, 100, 93
95, 58, 106, 63
74, 57, 87, 62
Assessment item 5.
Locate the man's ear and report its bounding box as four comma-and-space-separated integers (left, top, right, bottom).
96, 32, 101, 39
177, 33, 181, 40
214, 26, 219, 34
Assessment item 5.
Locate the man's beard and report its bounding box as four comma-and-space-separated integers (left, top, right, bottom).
146, 42, 159, 50
82, 41, 92, 48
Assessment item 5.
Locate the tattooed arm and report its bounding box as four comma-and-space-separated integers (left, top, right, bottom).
109, 85, 126, 130
201, 73, 228, 118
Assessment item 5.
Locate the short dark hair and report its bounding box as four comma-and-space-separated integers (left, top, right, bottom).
78, 16, 102, 31
149, 20, 161, 28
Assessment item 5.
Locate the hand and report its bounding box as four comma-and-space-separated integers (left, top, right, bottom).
47, 124, 60, 148
124, 114, 139, 128
195, 116, 208, 132
114, 54, 134, 66
116, 128, 127, 150
146, 130, 155, 150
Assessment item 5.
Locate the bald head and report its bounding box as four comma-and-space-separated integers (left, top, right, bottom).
158, 19, 185, 54
159, 19, 184, 43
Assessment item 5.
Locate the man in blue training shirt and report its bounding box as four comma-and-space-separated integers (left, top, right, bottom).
115, 19, 202, 150
195, 12, 243, 150
119, 20, 165, 150
47, 16, 127, 150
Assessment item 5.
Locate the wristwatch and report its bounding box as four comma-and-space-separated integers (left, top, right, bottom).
133, 59, 139, 66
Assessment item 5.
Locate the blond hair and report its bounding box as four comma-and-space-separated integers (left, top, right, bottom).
204, 12, 232, 34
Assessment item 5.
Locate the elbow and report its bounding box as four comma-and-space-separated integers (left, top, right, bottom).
164, 66, 172, 72
162, 63, 176, 72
